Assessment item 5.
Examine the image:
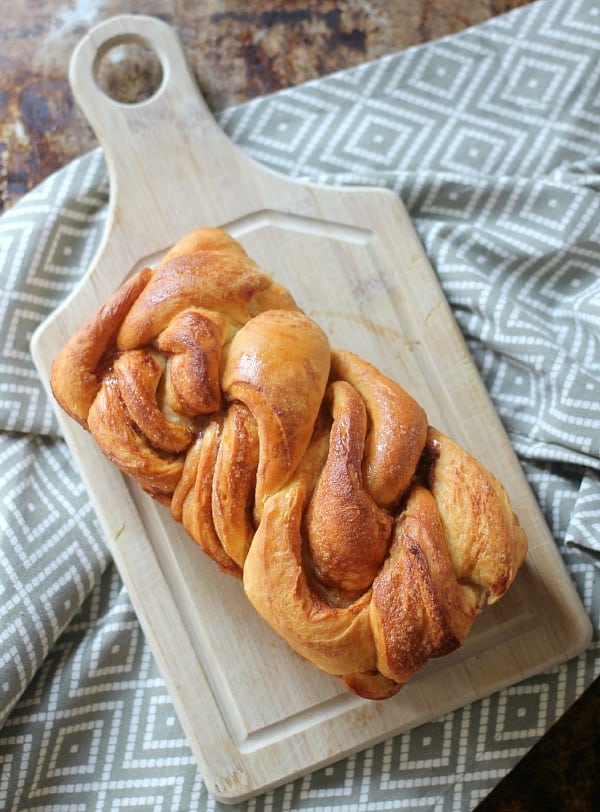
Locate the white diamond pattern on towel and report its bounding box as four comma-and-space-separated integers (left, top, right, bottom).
0, 434, 109, 730
1, 1, 599, 810
0, 149, 109, 437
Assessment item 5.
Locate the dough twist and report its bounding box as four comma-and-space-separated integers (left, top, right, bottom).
51, 228, 527, 699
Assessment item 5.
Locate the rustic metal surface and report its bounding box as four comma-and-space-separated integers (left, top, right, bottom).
0, 0, 536, 214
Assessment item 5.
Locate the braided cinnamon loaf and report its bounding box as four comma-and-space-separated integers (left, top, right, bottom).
51, 228, 527, 700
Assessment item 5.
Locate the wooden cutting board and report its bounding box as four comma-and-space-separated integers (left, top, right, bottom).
31, 14, 592, 804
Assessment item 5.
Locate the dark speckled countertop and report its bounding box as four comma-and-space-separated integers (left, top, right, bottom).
1, 0, 537, 214
1, 2, 598, 809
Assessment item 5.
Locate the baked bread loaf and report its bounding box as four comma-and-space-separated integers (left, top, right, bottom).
51, 227, 527, 699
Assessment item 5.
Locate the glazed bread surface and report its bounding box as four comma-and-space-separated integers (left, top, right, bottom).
51, 228, 527, 699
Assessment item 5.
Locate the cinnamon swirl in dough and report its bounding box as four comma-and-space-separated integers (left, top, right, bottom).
51, 228, 527, 699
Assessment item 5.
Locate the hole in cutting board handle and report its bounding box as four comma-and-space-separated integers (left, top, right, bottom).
92, 34, 164, 105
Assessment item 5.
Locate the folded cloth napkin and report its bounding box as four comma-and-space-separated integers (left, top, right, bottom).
1, 0, 598, 808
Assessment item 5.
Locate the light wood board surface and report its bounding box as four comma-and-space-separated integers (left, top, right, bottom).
31, 15, 592, 804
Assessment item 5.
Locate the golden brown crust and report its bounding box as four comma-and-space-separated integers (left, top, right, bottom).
50, 227, 528, 699
221, 308, 331, 518
305, 379, 393, 596
370, 485, 479, 685
425, 427, 528, 604
51, 266, 153, 428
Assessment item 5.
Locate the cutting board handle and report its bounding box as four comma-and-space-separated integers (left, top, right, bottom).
68, 14, 241, 242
